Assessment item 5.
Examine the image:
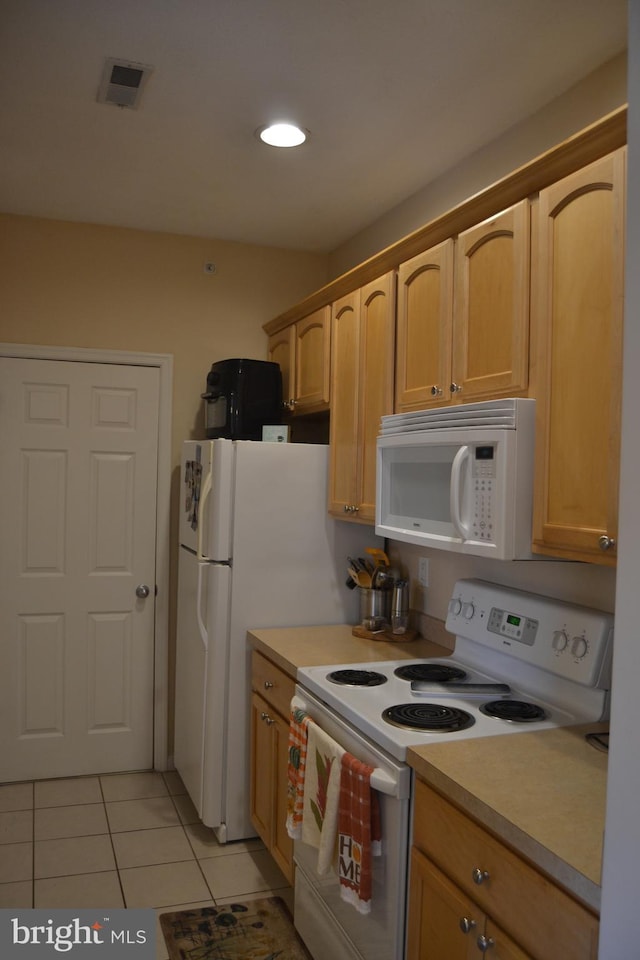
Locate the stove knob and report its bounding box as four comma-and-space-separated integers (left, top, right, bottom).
462, 602, 475, 621
571, 636, 588, 660
552, 629, 569, 652
449, 598, 462, 616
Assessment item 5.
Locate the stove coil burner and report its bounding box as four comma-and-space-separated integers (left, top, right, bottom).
480, 699, 548, 723
394, 663, 467, 683
382, 703, 475, 733
326, 669, 387, 687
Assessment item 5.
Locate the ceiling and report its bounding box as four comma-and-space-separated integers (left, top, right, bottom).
0, 0, 627, 253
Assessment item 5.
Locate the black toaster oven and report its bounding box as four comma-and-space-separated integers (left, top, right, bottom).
202, 358, 283, 440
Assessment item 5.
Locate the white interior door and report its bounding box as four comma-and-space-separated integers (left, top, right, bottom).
0, 356, 160, 782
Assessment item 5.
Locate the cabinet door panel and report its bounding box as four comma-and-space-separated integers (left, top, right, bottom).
358, 272, 395, 521
453, 200, 529, 399
407, 848, 482, 960
268, 328, 294, 408
329, 292, 360, 515
271, 712, 294, 884
250, 691, 273, 845
484, 919, 536, 960
396, 241, 453, 410
295, 306, 331, 411
533, 149, 624, 563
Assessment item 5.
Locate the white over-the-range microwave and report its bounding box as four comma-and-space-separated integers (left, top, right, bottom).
375, 398, 536, 560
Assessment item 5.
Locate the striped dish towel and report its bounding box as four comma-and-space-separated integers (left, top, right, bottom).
337, 753, 382, 914
286, 704, 312, 839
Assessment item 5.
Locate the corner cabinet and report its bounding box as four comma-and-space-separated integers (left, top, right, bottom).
250, 650, 295, 885
407, 780, 599, 960
267, 306, 331, 415
395, 202, 530, 412
532, 148, 625, 565
329, 272, 395, 522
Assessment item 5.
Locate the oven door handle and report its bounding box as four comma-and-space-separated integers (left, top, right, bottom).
292, 694, 405, 799
369, 768, 399, 797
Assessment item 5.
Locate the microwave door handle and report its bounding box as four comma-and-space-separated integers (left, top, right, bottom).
450, 445, 472, 540
196, 470, 212, 561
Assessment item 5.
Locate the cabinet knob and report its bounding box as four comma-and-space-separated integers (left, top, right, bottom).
599, 535, 616, 552
477, 935, 495, 953
260, 711, 275, 726
430, 385, 443, 397
472, 867, 490, 885
450, 382, 463, 394
343, 504, 360, 514
264, 680, 274, 689
459, 917, 477, 935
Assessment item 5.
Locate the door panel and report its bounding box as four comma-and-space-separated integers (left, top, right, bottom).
0, 357, 160, 781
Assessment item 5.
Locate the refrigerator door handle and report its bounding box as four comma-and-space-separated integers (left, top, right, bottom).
196, 562, 208, 651
197, 470, 213, 561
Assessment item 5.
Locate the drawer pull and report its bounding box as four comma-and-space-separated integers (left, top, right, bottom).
472, 867, 490, 885
264, 680, 274, 689
459, 917, 477, 935
477, 935, 495, 952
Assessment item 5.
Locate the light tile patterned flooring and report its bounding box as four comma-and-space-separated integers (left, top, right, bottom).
0, 770, 293, 959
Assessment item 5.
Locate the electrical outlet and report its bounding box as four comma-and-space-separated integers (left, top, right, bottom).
418, 557, 429, 587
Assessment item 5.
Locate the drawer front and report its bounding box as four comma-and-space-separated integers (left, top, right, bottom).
412, 780, 598, 960
251, 650, 295, 718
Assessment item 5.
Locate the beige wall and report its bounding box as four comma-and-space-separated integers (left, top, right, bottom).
0, 213, 329, 459
329, 52, 628, 277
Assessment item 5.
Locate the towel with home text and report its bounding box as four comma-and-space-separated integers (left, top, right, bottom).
337, 753, 382, 913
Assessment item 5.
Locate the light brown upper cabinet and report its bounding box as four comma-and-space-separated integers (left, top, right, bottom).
396, 240, 454, 410
532, 148, 625, 565
267, 305, 331, 415
395, 202, 530, 411
329, 272, 395, 522
452, 200, 530, 402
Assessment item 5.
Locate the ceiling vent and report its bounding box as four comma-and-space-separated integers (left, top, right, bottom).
97, 57, 153, 109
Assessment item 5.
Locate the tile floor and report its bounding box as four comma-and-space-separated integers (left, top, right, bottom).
0, 770, 293, 959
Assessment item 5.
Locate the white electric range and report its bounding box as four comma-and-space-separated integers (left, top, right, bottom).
293, 579, 614, 960
297, 578, 613, 761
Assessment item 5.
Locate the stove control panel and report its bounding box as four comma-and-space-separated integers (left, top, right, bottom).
446, 579, 614, 688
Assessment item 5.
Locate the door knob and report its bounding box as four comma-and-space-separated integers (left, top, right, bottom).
135, 584, 150, 599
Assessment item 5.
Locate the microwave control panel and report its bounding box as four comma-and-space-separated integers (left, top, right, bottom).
471, 445, 496, 542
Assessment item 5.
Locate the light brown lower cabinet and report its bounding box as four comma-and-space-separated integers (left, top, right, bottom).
408, 848, 530, 960
250, 651, 295, 884
408, 779, 599, 960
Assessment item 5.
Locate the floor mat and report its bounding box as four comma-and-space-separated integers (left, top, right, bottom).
159, 896, 313, 960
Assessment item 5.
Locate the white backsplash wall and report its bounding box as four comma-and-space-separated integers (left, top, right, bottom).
388, 541, 617, 625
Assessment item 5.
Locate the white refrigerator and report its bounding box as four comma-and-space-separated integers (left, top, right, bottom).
174, 439, 381, 843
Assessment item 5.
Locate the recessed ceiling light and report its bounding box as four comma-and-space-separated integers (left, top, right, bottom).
257, 123, 308, 147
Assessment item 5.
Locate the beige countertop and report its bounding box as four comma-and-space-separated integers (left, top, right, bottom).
248, 622, 607, 913
407, 723, 608, 913
248, 621, 453, 677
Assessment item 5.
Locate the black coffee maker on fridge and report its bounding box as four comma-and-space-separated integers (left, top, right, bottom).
202, 358, 283, 440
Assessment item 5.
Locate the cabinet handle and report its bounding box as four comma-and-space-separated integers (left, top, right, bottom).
260, 711, 275, 726
459, 917, 477, 934
472, 867, 490, 885
450, 382, 463, 394
264, 680, 274, 689
599, 535, 616, 552
430, 385, 443, 397
477, 935, 495, 953
343, 505, 360, 514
